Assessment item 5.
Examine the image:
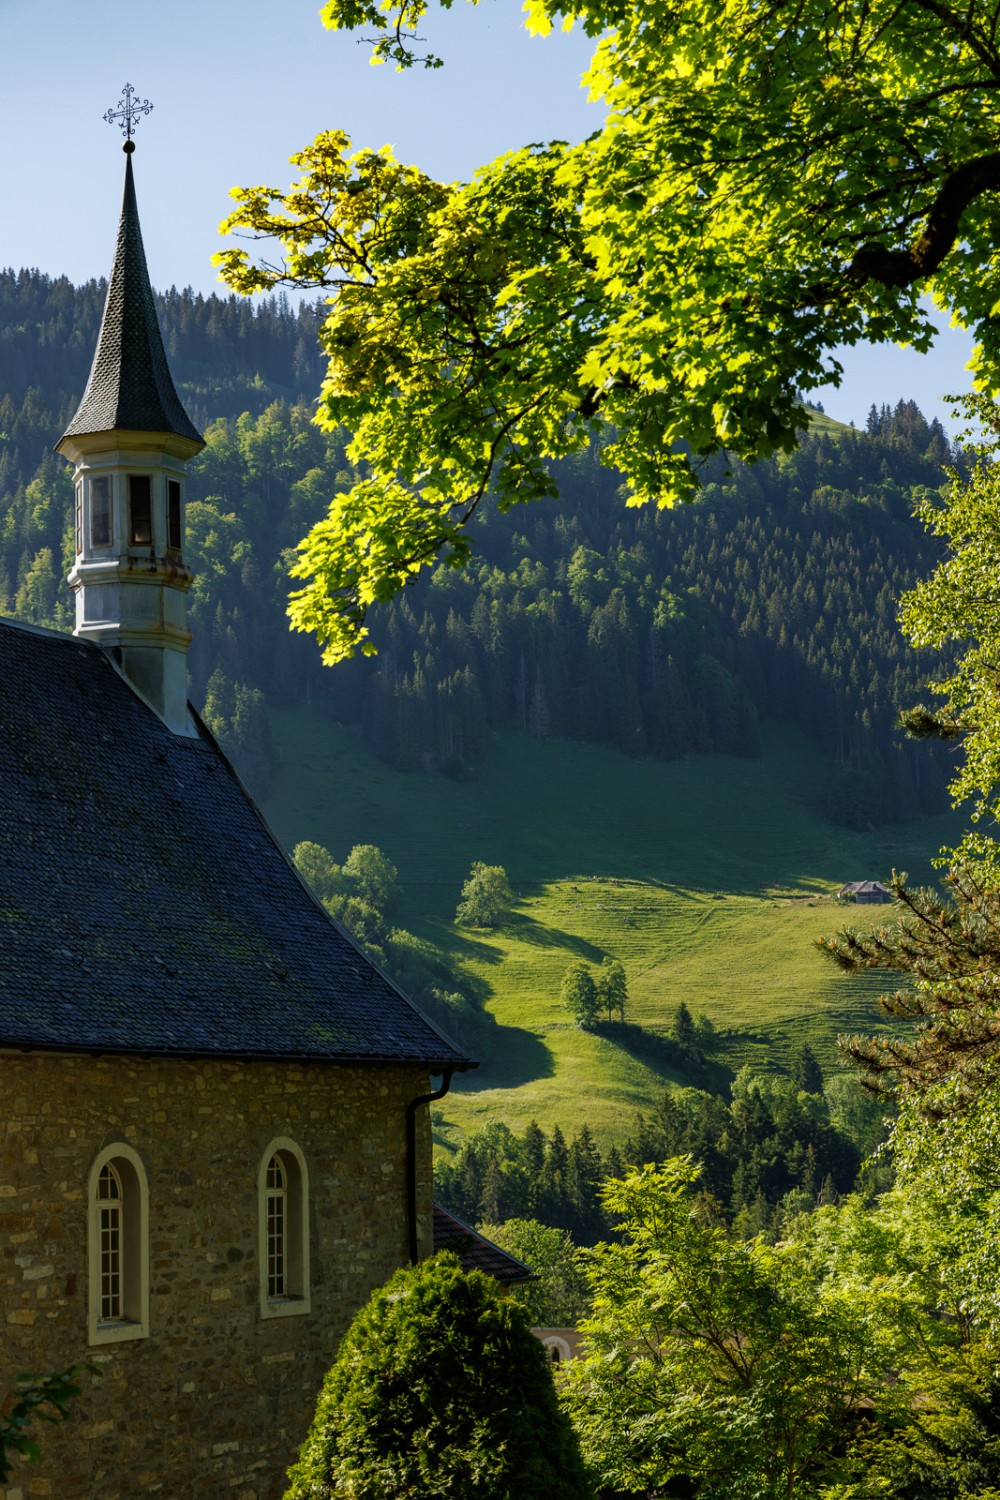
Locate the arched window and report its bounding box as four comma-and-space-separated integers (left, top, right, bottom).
88, 1144, 149, 1345
258, 1138, 310, 1318
97, 1161, 123, 1320
266, 1154, 287, 1298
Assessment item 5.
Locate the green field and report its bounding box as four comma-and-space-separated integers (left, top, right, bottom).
262, 712, 960, 1148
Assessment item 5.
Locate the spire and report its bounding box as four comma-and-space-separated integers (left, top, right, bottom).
60, 145, 202, 448
57, 107, 202, 738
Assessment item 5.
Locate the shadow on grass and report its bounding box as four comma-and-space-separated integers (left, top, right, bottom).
593, 1021, 734, 1094
451, 1022, 555, 1091
437, 912, 605, 965
425, 923, 506, 967
503, 910, 605, 960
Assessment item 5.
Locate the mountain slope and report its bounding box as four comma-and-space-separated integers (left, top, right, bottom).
262, 711, 961, 1144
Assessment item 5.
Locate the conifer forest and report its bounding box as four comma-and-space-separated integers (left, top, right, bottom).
0, 269, 954, 824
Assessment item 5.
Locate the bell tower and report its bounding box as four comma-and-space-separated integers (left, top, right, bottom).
57, 87, 204, 736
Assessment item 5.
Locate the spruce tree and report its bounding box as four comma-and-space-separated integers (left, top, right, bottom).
792, 1043, 824, 1096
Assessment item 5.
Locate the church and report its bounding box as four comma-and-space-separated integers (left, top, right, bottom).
0, 133, 472, 1499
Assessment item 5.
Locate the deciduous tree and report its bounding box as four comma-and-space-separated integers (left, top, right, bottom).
596, 956, 627, 1022
217, 0, 1000, 661
454, 861, 514, 928
562, 1161, 891, 1500
477, 1216, 590, 1326
342, 841, 398, 910
291, 839, 347, 905
561, 961, 600, 1028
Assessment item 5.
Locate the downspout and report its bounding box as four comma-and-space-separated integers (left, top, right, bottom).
406, 1070, 453, 1265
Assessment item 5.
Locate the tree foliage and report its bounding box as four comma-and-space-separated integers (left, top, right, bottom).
821, 867, 1000, 1111
293, 838, 496, 1050
563, 1162, 891, 1500
898, 395, 1000, 867
887, 1079, 1000, 1359
341, 841, 398, 909
0, 1367, 89, 1485
217, 0, 1000, 660
561, 960, 601, 1028
792, 1042, 825, 1096
476, 1216, 591, 1326
284, 1252, 591, 1500
596, 956, 627, 1022
435, 1076, 866, 1246
454, 861, 514, 928
325, 403, 950, 803
815, 400, 1000, 1110
562, 1152, 1000, 1498
0, 275, 958, 813
201, 667, 277, 792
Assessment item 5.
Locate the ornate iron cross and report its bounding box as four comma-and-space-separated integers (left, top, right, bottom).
104, 84, 153, 140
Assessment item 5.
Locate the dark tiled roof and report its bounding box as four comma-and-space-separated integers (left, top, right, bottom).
0, 618, 471, 1069
60, 151, 202, 448
432, 1206, 536, 1285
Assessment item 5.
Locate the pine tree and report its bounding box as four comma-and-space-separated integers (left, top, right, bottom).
820, 868, 1000, 1109
792, 1043, 824, 1096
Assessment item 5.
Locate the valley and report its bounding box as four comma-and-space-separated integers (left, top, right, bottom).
263, 711, 961, 1146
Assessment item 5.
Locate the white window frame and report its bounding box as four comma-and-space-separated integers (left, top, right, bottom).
258, 1137, 310, 1319
87, 1143, 149, 1346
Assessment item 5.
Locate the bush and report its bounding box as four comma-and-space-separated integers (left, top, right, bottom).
284, 1252, 591, 1500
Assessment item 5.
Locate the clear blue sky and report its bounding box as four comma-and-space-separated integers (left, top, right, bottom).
0, 0, 975, 431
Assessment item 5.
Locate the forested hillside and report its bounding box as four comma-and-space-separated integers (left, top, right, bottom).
0, 269, 953, 824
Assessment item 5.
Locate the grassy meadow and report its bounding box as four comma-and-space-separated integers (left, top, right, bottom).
262, 711, 961, 1149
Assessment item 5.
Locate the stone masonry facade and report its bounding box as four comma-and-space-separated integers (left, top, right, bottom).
0, 1050, 434, 1499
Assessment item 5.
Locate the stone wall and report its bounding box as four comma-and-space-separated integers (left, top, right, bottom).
0, 1050, 433, 1499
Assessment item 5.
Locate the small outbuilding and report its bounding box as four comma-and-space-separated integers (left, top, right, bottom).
837, 880, 893, 904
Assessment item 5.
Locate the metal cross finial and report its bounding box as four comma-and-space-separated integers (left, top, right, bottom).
104, 83, 153, 141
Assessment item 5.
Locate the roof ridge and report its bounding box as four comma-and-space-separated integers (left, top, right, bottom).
0, 614, 82, 645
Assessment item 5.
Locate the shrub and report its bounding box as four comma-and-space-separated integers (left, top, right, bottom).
284, 1252, 591, 1500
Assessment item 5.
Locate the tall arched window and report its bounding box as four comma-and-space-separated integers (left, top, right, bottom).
97, 1161, 123, 1320
258, 1138, 310, 1318
88, 1144, 149, 1345
266, 1154, 287, 1298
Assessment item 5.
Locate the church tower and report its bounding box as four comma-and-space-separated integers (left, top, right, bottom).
57, 119, 204, 736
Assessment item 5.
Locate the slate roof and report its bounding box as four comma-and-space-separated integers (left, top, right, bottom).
432, 1206, 536, 1285
0, 618, 472, 1069
60, 149, 203, 448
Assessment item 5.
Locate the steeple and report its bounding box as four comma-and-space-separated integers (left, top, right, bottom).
61, 147, 202, 448
57, 103, 204, 737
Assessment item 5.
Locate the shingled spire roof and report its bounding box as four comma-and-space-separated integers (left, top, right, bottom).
61, 148, 202, 447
